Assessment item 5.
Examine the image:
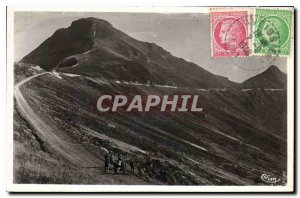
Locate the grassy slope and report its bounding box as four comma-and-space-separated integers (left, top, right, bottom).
14, 104, 155, 184
14, 109, 105, 184
13, 65, 153, 184
14, 70, 287, 185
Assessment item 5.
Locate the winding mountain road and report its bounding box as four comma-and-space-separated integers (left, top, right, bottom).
15, 72, 101, 167
14, 72, 152, 184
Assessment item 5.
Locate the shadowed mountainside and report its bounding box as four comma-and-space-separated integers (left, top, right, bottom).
21, 17, 238, 88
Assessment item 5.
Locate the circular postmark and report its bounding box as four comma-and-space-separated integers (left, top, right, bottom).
222, 14, 281, 72
255, 15, 290, 54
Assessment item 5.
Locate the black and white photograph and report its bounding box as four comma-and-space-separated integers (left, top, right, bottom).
6, 6, 294, 192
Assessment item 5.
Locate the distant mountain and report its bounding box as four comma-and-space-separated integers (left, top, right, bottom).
21, 17, 236, 88
242, 66, 287, 89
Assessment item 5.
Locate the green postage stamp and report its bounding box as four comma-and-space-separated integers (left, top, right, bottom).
254, 9, 293, 56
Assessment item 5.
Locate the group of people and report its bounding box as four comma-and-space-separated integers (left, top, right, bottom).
104, 151, 135, 174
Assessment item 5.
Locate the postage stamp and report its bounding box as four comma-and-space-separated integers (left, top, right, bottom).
210, 11, 250, 57
253, 9, 293, 56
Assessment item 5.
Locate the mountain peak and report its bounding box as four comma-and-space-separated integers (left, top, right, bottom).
21, 17, 117, 70
265, 65, 282, 74
70, 17, 112, 28
69, 17, 114, 39
242, 65, 287, 89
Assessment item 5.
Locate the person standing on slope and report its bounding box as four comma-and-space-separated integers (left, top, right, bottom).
104, 154, 109, 173
129, 159, 135, 174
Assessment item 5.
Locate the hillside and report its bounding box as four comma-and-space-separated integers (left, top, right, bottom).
13, 64, 287, 185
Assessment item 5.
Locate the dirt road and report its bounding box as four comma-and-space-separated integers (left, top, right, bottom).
14, 72, 150, 184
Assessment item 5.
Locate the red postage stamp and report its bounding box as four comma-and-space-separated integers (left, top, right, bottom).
210, 11, 249, 57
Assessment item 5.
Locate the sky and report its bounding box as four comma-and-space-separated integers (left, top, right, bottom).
14, 12, 287, 83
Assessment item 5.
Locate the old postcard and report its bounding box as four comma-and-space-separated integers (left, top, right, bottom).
6, 6, 294, 192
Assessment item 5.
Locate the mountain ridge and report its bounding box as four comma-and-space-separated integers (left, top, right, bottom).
21, 17, 236, 88
21, 17, 286, 89
242, 65, 287, 89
